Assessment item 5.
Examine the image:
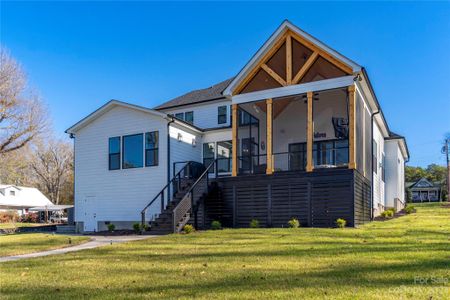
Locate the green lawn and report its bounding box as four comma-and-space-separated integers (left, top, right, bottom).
0, 203, 449, 299
0, 233, 90, 257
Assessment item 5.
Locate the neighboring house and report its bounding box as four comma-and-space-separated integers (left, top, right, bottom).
407, 178, 443, 202
66, 20, 409, 233
0, 184, 53, 215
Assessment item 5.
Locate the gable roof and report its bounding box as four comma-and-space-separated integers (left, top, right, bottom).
223, 20, 361, 96
409, 178, 441, 189
154, 78, 234, 110
0, 184, 53, 208
66, 100, 169, 134
385, 131, 410, 160
66, 100, 204, 135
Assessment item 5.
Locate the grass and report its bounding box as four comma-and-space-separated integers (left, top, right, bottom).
0, 222, 47, 229
0, 203, 449, 299
0, 233, 90, 257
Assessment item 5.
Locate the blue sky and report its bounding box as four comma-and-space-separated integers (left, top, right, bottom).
1, 1, 449, 167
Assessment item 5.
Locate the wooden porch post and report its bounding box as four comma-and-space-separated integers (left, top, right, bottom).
232, 104, 238, 177
306, 92, 314, 172
348, 85, 356, 169
266, 99, 273, 175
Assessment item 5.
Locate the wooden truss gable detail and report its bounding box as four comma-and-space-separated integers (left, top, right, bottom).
235, 30, 353, 95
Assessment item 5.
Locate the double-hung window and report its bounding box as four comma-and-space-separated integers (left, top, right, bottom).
109, 137, 121, 170
145, 131, 159, 166
218, 106, 227, 124
122, 134, 143, 169
175, 112, 184, 120
184, 111, 194, 124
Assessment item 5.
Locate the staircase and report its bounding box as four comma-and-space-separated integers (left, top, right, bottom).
141, 160, 217, 235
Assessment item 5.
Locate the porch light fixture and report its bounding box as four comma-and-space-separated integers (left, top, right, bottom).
177, 133, 182, 142
253, 104, 260, 113
192, 138, 196, 147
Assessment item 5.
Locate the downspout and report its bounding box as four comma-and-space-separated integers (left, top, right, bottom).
167, 118, 175, 200
371, 111, 380, 221
69, 133, 76, 229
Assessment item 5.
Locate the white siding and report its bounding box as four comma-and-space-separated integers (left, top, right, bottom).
74, 106, 168, 229
372, 121, 385, 214
385, 141, 405, 208
169, 124, 203, 178
162, 100, 231, 129
203, 129, 232, 144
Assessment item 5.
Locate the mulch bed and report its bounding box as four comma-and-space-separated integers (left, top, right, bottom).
374, 209, 410, 222
88, 230, 137, 236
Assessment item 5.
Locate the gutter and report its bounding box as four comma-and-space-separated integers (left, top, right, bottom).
370, 110, 380, 221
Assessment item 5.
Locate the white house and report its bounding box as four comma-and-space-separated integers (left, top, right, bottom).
67, 20, 409, 233
0, 184, 53, 215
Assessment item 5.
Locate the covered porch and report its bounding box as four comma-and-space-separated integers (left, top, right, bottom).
231, 86, 353, 176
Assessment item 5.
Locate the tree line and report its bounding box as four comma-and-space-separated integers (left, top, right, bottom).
0, 49, 73, 205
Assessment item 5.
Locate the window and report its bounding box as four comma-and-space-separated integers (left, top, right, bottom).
289, 143, 306, 171
335, 140, 349, 166
373, 140, 378, 174
175, 112, 184, 120
109, 137, 121, 170
9, 191, 15, 196
145, 131, 159, 167
239, 110, 258, 126
218, 106, 227, 124
122, 134, 143, 169
185, 111, 194, 124
203, 143, 215, 173
313, 140, 349, 167
217, 141, 232, 173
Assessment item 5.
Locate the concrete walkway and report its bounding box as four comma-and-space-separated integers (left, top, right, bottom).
0, 235, 156, 263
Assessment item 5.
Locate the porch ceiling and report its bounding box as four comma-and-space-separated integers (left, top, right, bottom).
254, 96, 298, 119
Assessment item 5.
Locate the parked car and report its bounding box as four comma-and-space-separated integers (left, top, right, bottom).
49, 212, 68, 224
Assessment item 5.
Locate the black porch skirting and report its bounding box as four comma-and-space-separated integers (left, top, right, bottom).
197, 168, 371, 228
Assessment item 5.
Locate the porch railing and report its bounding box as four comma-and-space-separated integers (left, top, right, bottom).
236, 145, 349, 175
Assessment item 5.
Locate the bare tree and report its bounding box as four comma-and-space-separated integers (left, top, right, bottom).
30, 139, 73, 205
0, 145, 34, 185
0, 48, 48, 154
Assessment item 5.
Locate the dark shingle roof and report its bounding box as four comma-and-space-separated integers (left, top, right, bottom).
154, 77, 234, 110
386, 131, 405, 140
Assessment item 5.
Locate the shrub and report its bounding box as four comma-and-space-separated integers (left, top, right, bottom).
0, 211, 19, 223
386, 208, 396, 214
107, 223, 115, 232
380, 210, 394, 219
183, 224, 195, 234
287, 218, 300, 228
249, 219, 260, 228
133, 223, 141, 234
335, 218, 347, 228
211, 220, 222, 230
405, 204, 415, 214
19, 213, 39, 223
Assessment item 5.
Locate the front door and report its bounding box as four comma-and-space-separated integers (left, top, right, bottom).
83, 196, 97, 232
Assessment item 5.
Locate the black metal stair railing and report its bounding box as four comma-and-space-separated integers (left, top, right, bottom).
141, 161, 204, 230
172, 158, 218, 232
